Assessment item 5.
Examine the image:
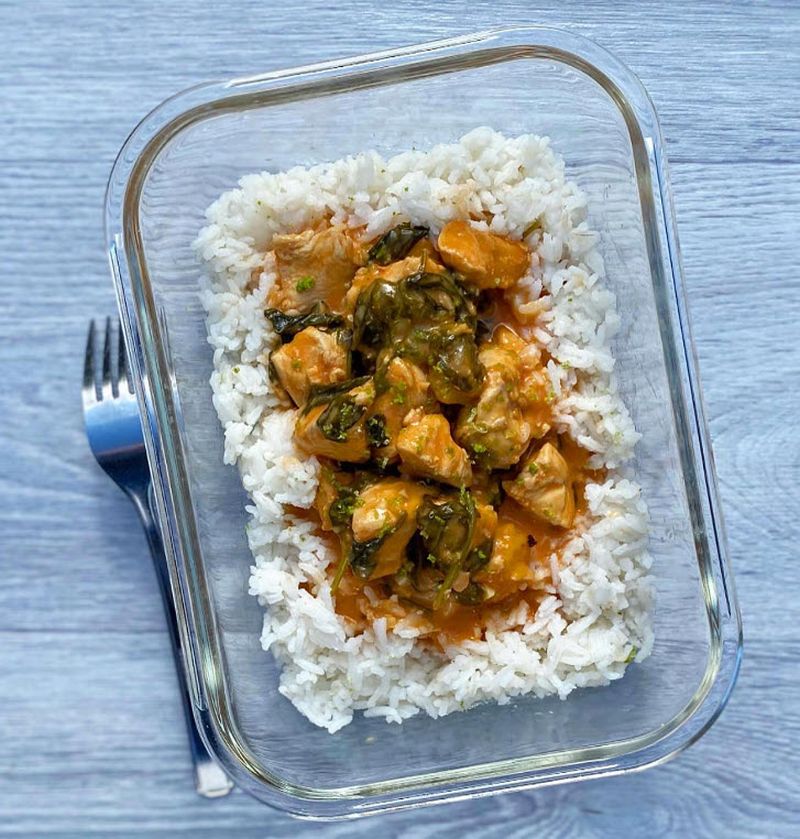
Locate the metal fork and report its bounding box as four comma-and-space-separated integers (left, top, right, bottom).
82, 318, 233, 798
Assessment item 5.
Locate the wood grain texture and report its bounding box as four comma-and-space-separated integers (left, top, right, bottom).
1, 0, 798, 836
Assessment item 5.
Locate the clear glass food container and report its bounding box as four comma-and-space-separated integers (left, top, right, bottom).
105, 26, 742, 818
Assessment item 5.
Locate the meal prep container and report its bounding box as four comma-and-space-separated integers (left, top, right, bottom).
106, 26, 742, 818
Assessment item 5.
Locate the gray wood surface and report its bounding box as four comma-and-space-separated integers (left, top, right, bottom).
1, 1, 798, 836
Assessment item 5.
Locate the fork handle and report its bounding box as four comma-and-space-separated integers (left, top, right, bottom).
127, 487, 233, 799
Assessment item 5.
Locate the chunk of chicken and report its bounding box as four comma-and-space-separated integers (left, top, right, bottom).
503, 441, 576, 528
490, 326, 552, 438
267, 225, 364, 314
469, 501, 498, 557
269, 327, 349, 407
396, 413, 472, 487
293, 380, 374, 463
437, 220, 529, 290
407, 237, 445, 266
491, 323, 525, 352
474, 515, 539, 602
350, 479, 428, 579
367, 356, 432, 461
454, 336, 531, 469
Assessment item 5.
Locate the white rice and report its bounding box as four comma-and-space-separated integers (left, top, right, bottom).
195, 128, 654, 733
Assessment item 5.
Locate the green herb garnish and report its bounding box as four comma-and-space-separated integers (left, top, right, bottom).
390, 382, 407, 405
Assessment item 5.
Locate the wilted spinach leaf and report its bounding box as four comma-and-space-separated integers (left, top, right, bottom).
350, 532, 390, 579
367, 223, 429, 265
463, 540, 492, 574
366, 414, 390, 449
428, 330, 482, 404
454, 581, 488, 606
317, 396, 366, 442
416, 492, 476, 570
353, 280, 399, 349
265, 302, 343, 341
304, 375, 371, 412
329, 487, 359, 531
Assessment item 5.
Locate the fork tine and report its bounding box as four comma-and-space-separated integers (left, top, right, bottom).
82, 320, 98, 407
102, 316, 114, 399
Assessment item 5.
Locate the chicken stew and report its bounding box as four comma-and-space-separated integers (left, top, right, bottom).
265, 221, 600, 643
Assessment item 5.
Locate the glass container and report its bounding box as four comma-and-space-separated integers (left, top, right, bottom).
105, 26, 742, 818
